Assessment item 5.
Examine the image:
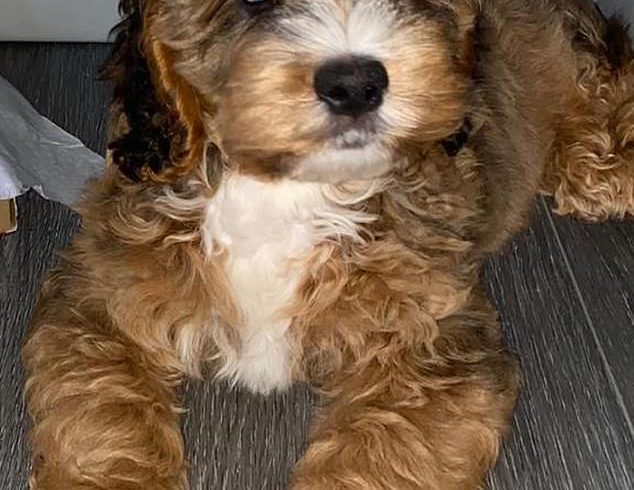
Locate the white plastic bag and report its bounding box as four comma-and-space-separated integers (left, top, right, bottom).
0, 76, 104, 207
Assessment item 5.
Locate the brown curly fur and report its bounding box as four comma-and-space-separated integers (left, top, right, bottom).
23, 1, 632, 489
542, 7, 634, 220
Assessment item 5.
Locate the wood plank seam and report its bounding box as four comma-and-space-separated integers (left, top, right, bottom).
539, 195, 634, 438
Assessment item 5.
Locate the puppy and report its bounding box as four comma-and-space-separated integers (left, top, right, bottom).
23, 1, 633, 489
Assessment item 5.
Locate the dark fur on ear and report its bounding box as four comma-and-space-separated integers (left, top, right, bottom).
565, 1, 632, 69
100, 0, 185, 182
467, 2, 580, 252
603, 15, 633, 69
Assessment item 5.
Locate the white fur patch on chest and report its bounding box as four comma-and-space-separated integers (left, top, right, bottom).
201, 174, 375, 394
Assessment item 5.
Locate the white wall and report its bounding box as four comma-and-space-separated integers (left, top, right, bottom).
0, 0, 119, 42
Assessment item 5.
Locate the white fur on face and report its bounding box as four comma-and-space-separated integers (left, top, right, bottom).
280, 0, 399, 59
200, 173, 377, 394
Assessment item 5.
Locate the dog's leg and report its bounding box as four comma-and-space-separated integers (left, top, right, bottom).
544, 17, 634, 221
293, 292, 519, 490
23, 317, 186, 490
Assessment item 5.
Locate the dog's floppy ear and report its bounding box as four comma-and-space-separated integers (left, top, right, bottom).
461, 2, 546, 252
101, 0, 206, 183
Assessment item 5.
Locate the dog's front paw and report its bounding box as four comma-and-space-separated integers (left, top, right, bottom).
290, 453, 353, 490
290, 447, 390, 490
291, 472, 350, 490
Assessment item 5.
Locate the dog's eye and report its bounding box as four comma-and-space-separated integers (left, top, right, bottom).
242, 0, 271, 6
241, 0, 274, 15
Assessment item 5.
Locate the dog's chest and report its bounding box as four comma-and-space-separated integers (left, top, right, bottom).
202, 175, 340, 393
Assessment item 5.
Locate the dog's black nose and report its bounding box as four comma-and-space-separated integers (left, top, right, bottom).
314, 57, 389, 118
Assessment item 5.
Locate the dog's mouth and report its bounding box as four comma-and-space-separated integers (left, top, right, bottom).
334, 128, 376, 149
329, 116, 383, 150
290, 118, 392, 184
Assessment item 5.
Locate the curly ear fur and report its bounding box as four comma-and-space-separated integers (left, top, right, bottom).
101, 0, 205, 183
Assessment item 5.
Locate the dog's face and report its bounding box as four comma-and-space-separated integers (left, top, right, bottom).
151, 0, 473, 182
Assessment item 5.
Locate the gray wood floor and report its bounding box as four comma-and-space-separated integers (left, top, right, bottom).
0, 43, 632, 490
